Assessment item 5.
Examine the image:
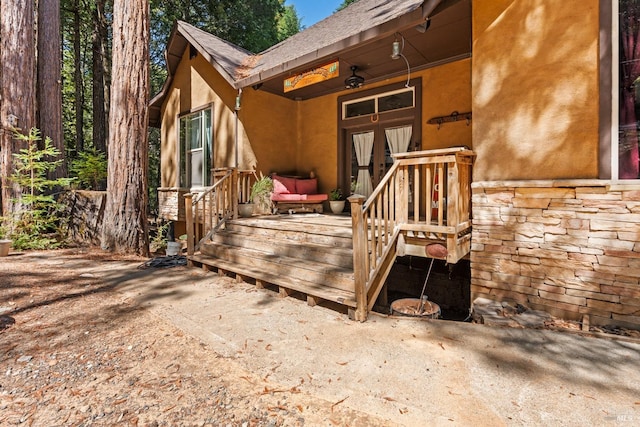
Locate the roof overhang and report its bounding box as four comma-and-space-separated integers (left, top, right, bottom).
149, 0, 471, 126
238, 0, 470, 100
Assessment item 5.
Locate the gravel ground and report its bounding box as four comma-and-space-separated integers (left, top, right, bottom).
0, 249, 389, 426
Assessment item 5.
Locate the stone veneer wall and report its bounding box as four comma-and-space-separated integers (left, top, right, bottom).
471, 181, 640, 329
158, 188, 187, 222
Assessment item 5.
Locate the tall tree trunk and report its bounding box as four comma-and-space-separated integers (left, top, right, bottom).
101, 0, 150, 256
38, 0, 66, 178
73, 0, 85, 154
0, 0, 37, 217
92, 0, 108, 154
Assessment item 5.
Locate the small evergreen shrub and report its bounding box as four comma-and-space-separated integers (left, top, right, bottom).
70, 148, 107, 190
7, 128, 74, 250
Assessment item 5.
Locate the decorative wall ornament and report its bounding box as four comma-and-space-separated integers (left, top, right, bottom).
427, 111, 472, 129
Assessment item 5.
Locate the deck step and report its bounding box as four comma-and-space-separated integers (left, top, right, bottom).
189, 254, 357, 307
193, 214, 357, 309
200, 243, 354, 292
225, 216, 353, 249
209, 230, 353, 268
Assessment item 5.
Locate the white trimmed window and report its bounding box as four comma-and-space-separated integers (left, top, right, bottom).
342, 86, 415, 119
179, 107, 212, 188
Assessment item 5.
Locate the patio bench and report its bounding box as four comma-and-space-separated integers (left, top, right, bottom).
270, 173, 328, 213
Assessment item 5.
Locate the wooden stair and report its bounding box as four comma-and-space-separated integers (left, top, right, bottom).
190, 215, 357, 308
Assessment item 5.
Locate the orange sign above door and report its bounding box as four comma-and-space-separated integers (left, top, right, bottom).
284, 61, 339, 93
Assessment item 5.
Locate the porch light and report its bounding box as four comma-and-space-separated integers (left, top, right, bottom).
391, 41, 401, 60
345, 65, 365, 89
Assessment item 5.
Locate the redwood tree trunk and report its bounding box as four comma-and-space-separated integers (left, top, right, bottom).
72, 0, 85, 154
0, 0, 37, 216
101, 0, 150, 256
38, 0, 65, 178
92, 0, 108, 155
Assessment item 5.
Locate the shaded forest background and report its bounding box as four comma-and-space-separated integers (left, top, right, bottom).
0, 0, 356, 254
60, 0, 304, 211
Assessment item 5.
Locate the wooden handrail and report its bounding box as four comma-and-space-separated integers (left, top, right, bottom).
185, 168, 255, 256
350, 148, 475, 321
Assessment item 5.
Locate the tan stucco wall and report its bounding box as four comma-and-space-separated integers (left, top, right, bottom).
239, 88, 298, 176
423, 58, 472, 150
472, 0, 600, 181
159, 50, 260, 188
296, 61, 472, 193
298, 93, 339, 193
160, 51, 472, 194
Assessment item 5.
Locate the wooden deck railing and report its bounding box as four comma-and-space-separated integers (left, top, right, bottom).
349, 148, 475, 321
184, 168, 255, 257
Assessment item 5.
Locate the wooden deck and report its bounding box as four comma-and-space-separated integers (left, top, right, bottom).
189, 213, 359, 310
185, 149, 475, 321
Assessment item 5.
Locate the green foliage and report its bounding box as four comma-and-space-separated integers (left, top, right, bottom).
7, 128, 74, 250
250, 173, 274, 200
250, 173, 274, 212
277, 2, 303, 39
70, 148, 107, 190
150, 220, 171, 252
329, 188, 343, 201
336, 0, 359, 12
0, 218, 8, 240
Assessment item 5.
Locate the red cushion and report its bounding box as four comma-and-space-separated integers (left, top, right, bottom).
272, 174, 296, 194
271, 193, 328, 202
304, 193, 328, 201
295, 178, 318, 194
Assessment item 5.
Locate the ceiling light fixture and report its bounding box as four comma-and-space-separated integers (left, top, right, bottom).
344, 65, 365, 89
390, 35, 411, 88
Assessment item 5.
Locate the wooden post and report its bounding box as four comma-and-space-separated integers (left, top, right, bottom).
184, 193, 194, 262
349, 194, 368, 322
396, 166, 408, 224
446, 160, 460, 264
232, 168, 239, 219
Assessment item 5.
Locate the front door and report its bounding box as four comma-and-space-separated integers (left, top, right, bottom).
338, 79, 422, 199
348, 121, 415, 197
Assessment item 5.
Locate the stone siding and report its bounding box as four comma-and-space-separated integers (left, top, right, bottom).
471, 181, 640, 329
158, 188, 187, 222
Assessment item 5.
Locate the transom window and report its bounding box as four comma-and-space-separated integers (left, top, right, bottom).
179, 107, 212, 188
342, 87, 415, 119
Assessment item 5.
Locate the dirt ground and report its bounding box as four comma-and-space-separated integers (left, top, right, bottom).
0, 249, 388, 426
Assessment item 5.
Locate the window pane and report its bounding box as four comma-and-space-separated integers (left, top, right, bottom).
179, 118, 187, 187
345, 99, 375, 118
179, 108, 212, 187
189, 115, 202, 150
619, 2, 640, 178
190, 150, 203, 187
203, 109, 212, 183
379, 90, 413, 113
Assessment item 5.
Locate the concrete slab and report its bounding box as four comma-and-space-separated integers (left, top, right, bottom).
76, 257, 640, 426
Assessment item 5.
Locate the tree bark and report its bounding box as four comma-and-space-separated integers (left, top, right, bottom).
0, 0, 37, 216
73, 0, 85, 154
92, 0, 108, 155
101, 0, 150, 256
38, 0, 66, 178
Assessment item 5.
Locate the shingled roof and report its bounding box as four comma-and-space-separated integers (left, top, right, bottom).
236, 0, 427, 86
150, 0, 460, 126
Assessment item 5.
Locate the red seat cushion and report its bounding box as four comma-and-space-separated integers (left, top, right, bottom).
271, 174, 297, 194
271, 193, 328, 202
295, 178, 318, 195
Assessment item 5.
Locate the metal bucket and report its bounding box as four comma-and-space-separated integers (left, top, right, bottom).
391, 298, 441, 319
166, 241, 181, 256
